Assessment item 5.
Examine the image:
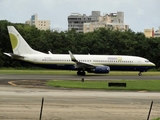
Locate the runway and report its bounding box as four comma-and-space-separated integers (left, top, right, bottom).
0, 74, 160, 120
0, 74, 160, 81
0, 74, 160, 87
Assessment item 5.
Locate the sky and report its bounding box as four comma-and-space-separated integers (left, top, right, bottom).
0, 0, 160, 32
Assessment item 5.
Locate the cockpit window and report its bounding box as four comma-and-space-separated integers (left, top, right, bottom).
145, 60, 149, 63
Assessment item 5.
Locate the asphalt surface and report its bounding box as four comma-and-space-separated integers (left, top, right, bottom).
0, 74, 160, 87
0, 74, 160, 120
0, 74, 160, 81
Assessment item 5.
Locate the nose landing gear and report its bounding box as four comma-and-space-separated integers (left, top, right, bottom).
138, 72, 142, 76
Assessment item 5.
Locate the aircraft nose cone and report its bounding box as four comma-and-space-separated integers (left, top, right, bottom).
151, 62, 156, 66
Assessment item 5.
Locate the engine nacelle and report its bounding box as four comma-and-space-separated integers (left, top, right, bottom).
88, 66, 110, 74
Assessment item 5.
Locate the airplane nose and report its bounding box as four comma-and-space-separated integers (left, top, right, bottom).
151, 62, 156, 66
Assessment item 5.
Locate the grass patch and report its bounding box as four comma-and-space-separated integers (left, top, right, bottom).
47, 80, 160, 91
152, 118, 160, 120
0, 69, 75, 74
0, 69, 160, 75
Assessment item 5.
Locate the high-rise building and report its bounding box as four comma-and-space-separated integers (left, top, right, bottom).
68, 11, 100, 32
83, 12, 129, 33
25, 14, 50, 30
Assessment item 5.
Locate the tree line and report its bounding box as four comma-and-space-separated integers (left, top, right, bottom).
0, 20, 160, 69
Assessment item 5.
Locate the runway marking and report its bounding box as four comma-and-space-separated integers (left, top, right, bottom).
8, 81, 17, 86
138, 91, 147, 93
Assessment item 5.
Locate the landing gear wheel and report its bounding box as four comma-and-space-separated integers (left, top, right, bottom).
77, 71, 86, 76
138, 72, 142, 76
81, 71, 85, 76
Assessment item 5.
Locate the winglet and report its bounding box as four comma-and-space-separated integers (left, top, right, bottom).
68, 51, 77, 62
48, 51, 52, 54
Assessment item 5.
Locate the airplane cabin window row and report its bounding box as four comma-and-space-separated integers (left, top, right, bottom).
93, 60, 133, 63
42, 59, 133, 63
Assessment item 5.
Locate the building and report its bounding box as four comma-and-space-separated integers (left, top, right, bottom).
108, 12, 124, 23
144, 27, 160, 38
25, 14, 50, 30
83, 22, 129, 33
68, 11, 100, 32
144, 28, 154, 38
83, 12, 129, 33
154, 27, 160, 38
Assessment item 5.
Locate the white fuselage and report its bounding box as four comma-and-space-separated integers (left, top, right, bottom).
19, 53, 155, 72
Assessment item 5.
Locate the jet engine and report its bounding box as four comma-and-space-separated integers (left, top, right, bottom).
87, 66, 110, 73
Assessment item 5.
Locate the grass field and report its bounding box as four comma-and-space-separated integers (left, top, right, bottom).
47, 80, 160, 91
0, 69, 73, 75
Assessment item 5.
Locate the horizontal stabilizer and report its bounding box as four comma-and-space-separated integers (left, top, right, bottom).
3, 52, 24, 59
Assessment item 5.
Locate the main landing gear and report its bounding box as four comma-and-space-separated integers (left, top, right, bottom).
138, 72, 142, 76
77, 70, 86, 76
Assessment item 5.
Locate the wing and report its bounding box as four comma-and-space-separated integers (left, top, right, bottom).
68, 51, 103, 69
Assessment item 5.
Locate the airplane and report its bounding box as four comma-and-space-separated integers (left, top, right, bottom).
4, 26, 155, 76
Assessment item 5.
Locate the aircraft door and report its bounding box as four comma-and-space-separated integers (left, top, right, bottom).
33, 57, 38, 63
138, 60, 141, 66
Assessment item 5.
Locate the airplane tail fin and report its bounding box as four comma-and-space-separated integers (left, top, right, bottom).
7, 26, 41, 55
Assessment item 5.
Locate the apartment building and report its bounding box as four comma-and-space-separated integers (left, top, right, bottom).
84, 22, 129, 33
83, 12, 129, 33
144, 28, 154, 38
144, 27, 160, 38
154, 27, 160, 37
68, 11, 100, 32
25, 14, 50, 30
